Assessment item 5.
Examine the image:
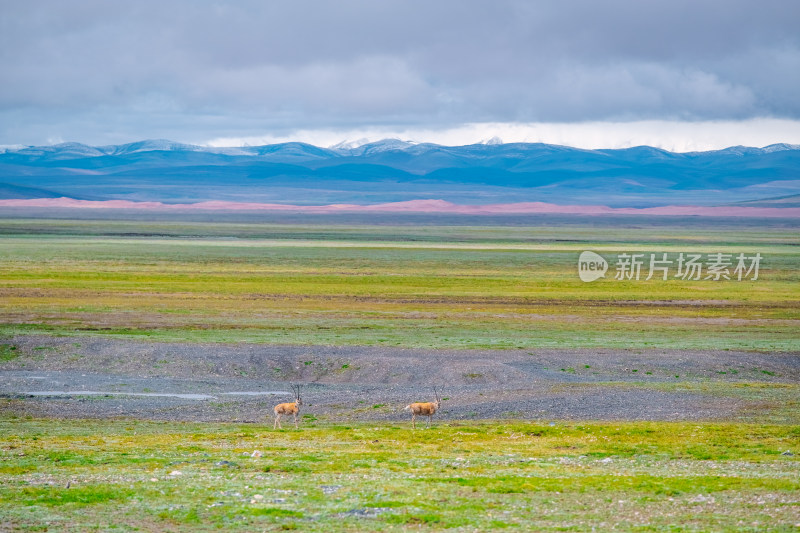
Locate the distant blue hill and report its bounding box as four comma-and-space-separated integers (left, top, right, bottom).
0, 139, 798, 207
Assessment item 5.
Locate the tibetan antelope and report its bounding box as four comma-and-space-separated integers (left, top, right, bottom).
273, 384, 303, 429
404, 387, 441, 429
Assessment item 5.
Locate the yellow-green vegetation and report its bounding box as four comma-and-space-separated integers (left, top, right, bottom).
0, 344, 20, 362
0, 418, 798, 531
1, 215, 798, 530
0, 215, 798, 350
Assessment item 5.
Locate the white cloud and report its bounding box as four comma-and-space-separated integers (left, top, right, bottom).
2, 1, 800, 146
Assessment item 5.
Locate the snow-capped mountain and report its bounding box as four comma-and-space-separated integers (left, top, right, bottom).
0, 139, 798, 207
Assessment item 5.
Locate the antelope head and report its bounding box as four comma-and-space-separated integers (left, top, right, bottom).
291, 383, 303, 407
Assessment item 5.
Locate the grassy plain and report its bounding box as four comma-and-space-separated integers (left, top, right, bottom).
1, 417, 798, 531
1, 212, 799, 531
0, 213, 798, 350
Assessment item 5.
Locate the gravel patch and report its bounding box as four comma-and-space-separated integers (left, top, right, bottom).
1, 335, 797, 423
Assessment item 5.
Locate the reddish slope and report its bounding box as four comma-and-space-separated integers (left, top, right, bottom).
1, 197, 799, 217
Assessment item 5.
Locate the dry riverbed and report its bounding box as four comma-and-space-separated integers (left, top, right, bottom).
1, 335, 798, 424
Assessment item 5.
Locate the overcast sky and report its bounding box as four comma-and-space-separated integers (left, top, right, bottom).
2, 0, 800, 150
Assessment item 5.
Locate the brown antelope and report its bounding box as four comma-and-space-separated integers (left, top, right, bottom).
404, 387, 441, 429
273, 384, 303, 429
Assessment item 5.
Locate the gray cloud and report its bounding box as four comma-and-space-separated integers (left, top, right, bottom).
1, 0, 799, 144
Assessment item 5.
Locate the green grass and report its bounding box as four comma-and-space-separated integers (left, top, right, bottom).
0, 418, 798, 531
2, 216, 798, 530
0, 344, 20, 362
0, 216, 798, 351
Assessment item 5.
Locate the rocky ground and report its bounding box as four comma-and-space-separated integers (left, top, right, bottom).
1, 335, 797, 424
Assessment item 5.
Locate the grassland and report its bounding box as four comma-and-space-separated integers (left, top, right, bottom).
1, 417, 798, 531
0, 213, 798, 350
1, 212, 799, 531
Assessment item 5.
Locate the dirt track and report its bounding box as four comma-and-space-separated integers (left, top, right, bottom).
1, 335, 798, 424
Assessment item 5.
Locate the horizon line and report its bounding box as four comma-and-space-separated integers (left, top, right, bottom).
1, 197, 798, 218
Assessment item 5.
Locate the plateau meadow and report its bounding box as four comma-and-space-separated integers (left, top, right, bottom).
1, 211, 799, 531
0, 213, 798, 351
1, 419, 799, 531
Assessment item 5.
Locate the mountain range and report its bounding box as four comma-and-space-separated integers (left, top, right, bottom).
1, 139, 799, 208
